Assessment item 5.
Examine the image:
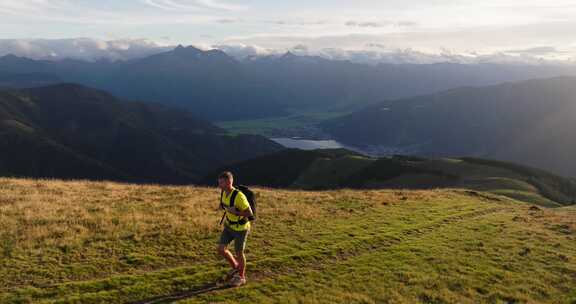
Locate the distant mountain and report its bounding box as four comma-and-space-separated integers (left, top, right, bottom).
202, 149, 576, 207
101, 46, 283, 120
1, 49, 576, 121
0, 84, 283, 183
0, 73, 61, 89
0, 55, 62, 88
320, 76, 576, 177
0, 54, 49, 73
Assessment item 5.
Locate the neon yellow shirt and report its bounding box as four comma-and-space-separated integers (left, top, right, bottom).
221, 187, 251, 231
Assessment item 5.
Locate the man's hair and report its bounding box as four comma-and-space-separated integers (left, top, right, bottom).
218, 171, 234, 181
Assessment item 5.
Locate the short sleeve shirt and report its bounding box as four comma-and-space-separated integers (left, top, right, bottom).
221, 187, 251, 231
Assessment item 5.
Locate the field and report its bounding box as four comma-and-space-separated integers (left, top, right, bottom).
0, 178, 575, 303
215, 110, 351, 138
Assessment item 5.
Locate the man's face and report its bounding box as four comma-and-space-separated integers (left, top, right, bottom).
218, 177, 232, 190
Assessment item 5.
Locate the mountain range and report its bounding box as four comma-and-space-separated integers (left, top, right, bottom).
321, 76, 576, 177
2, 47, 576, 121
0, 84, 282, 183
3, 48, 576, 181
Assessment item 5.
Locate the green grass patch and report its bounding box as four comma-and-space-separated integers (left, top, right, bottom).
215, 110, 352, 137
293, 155, 374, 189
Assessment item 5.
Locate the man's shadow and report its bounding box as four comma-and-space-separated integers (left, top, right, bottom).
132, 280, 233, 304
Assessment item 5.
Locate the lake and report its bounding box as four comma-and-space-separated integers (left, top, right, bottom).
270, 137, 418, 157
270, 138, 346, 150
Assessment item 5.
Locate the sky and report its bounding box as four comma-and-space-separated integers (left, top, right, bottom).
1, 0, 575, 63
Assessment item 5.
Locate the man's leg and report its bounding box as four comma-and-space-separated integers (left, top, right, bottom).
236, 250, 246, 279
217, 244, 238, 269
217, 227, 238, 269
234, 229, 249, 279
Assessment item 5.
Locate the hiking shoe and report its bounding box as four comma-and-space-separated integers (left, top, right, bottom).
229, 274, 246, 287
225, 268, 239, 281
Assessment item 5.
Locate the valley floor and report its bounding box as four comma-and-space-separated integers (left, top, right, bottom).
0, 178, 574, 303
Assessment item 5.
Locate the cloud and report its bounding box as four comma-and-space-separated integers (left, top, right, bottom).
211, 43, 274, 59
0, 1, 236, 25
291, 44, 309, 52
255, 19, 329, 27
0, 38, 172, 61
314, 47, 467, 65
504, 46, 562, 55
0, 1, 124, 24
214, 42, 575, 65
366, 43, 386, 49
142, 0, 247, 11
221, 20, 576, 61
0, 0, 70, 15
345, 20, 418, 28
396, 21, 418, 27
216, 18, 243, 24
345, 21, 387, 28
195, 0, 246, 11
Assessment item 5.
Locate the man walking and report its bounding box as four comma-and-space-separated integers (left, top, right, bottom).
217, 171, 253, 287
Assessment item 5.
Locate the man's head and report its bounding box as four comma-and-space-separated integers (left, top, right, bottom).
218, 171, 234, 191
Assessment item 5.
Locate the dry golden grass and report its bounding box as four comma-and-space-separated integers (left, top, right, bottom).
1, 178, 218, 248
0, 178, 506, 255
0, 178, 454, 276
0, 179, 368, 251
0, 178, 574, 303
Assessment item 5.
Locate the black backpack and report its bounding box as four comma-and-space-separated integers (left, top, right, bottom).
220, 185, 257, 224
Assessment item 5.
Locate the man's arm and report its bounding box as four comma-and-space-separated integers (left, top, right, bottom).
225, 206, 252, 218
225, 192, 253, 218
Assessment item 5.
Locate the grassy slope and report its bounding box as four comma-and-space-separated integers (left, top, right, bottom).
292, 155, 374, 189
419, 158, 564, 208
286, 154, 575, 207
0, 178, 574, 303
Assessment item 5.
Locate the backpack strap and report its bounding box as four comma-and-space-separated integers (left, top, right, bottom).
229, 189, 238, 208
219, 190, 225, 225
224, 189, 248, 226
227, 218, 248, 225
220, 190, 225, 210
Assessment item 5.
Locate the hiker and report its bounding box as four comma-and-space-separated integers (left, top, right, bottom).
216, 171, 253, 287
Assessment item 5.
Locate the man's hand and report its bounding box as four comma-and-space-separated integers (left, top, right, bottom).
225, 206, 252, 218
224, 206, 238, 215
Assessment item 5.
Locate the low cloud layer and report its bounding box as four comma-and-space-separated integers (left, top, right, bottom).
504, 46, 565, 56
1, 38, 575, 66
0, 38, 172, 61
217, 43, 576, 65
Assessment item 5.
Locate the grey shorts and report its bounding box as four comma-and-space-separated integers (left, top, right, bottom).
218, 225, 249, 253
